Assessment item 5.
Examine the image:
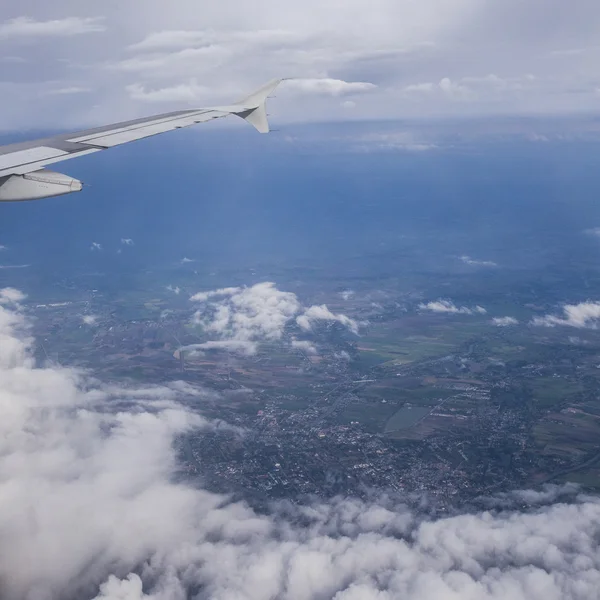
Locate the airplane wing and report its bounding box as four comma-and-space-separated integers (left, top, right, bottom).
0, 78, 283, 202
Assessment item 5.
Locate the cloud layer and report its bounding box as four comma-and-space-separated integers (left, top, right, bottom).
1, 289, 600, 599
2, 1, 600, 128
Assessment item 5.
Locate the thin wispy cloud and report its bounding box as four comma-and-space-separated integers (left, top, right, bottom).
419, 299, 487, 315
459, 255, 498, 267
0, 16, 105, 40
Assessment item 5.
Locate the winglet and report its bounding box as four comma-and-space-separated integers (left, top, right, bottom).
231, 79, 284, 134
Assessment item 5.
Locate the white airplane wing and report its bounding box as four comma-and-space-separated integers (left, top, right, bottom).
0, 78, 283, 202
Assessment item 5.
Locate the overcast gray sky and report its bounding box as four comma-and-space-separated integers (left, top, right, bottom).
1, 0, 600, 129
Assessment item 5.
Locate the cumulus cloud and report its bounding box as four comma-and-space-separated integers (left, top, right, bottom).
460, 255, 498, 267
180, 257, 194, 264
190, 282, 358, 351
532, 301, 600, 328
492, 316, 519, 326
419, 299, 487, 315
291, 338, 318, 355
81, 315, 98, 325
0, 287, 26, 305
166, 284, 181, 295
0, 16, 105, 40
1, 291, 600, 599
120, 238, 134, 246
285, 77, 377, 96
90, 242, 102, 251
297, 304, 360, 334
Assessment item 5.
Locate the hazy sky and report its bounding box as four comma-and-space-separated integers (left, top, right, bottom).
1, 0, 600, 130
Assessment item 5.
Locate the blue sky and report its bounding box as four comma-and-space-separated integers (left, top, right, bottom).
1, 1, 600, 130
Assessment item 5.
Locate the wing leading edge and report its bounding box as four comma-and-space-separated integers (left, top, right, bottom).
0, 78, 283, 201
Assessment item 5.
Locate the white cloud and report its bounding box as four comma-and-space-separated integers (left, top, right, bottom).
419, 299, 487, 315
0, 288, 25, 305
0, 264, 30, 270
120, 238, 134, 245
2, 1, 600, 128
126, 80, 210, 103
340, 290, 355, 301
191, 283, 359, 350
0, 16, 105, 40
192, 282, 301, 342
532, 301, 600, 328
291, 338, 318, 355
352, 132, 437, 152
285, 78, 377, 96
1, 292, 600, 599
82, 315, 98, 325
296, 304, 359, 335
44, 86, 91, 96
404, 82, 435, 93
166, 285, 181, 295
190, 287, 243, 302
492, 316, 519, 326
460, 255, 498, 267
90, 242, 102, 251
181, 257, 194, 264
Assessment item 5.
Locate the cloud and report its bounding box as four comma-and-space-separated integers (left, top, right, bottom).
0, 287, 25, 305
340, 290, 355, 301
81, 315, 98, 325
166, 285, 181, 295
460, 255, 498, 267
129, 28, 300, 52
3, 1, 600, 128
180, 257, 194, 264
291, 338, 318, 355
90, 242, 102, 251
492, 316, 519, 326
2, 292, 600, 599
419, 299, 487, 315
352, 132, 437, 152
191, 283, 359, 350
532, 301, 600, 328
120, 238, 134, 245
44, 86, 91, 96
404, 82, 436, 93
126, 80, 210, 103
285, 78, 377, 96
0, 16, 105, 40
296, 304, 360, 335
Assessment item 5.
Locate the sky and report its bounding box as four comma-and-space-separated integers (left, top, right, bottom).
1, 0, 600, 130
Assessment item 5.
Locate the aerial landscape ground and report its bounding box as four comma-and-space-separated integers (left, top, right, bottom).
6, 135, 600, 508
